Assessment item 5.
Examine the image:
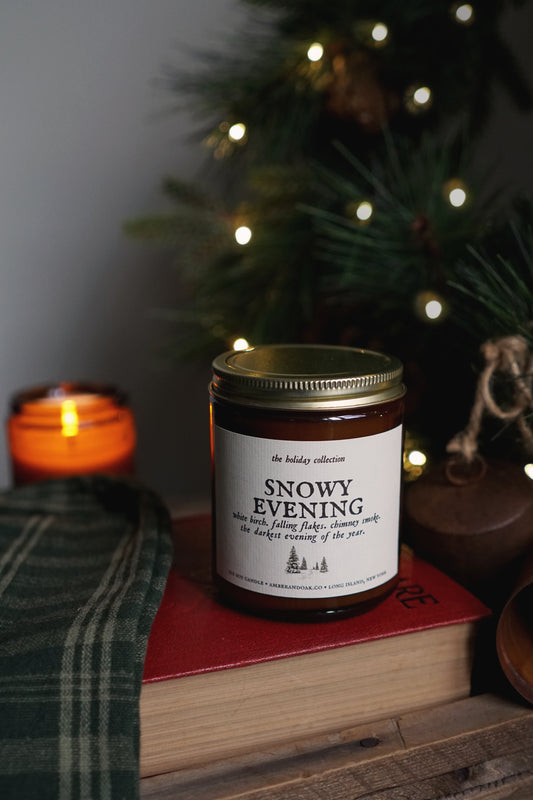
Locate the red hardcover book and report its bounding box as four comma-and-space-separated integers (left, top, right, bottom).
140, 515, 490, 777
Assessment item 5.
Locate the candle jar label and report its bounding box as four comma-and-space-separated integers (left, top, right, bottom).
214, 424, 402, 599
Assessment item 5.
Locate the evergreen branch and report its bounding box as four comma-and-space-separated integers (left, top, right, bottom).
159, 177, 218, 209
332, 140, 411, 216
450, 200, 533, 345
125, 0, 533, 407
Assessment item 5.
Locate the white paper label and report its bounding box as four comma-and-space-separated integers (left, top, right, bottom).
214, 424, 402, 598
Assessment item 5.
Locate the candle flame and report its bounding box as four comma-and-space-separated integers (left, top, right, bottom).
61, 399, 79, 437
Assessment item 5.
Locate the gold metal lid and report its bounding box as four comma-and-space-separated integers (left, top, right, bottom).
211, 344, 405, 410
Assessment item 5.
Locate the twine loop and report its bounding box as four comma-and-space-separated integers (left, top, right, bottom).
446, 334, 533, 464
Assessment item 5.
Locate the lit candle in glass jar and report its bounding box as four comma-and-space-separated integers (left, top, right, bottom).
7, 382, 136, 485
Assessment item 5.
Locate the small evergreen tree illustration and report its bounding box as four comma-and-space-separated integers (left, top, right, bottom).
300, 556, 307, 571
286, 546, 300, 573
320, 556, 328, 573
314, 562, 319, 570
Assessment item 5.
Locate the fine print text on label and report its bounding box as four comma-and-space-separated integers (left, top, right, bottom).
214, 426, 402, 599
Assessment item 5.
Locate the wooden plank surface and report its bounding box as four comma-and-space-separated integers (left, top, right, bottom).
140, 693, 533, 800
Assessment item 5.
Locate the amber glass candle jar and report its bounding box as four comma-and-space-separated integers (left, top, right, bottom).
7, 382, 136, 485
210, 344, 406, 620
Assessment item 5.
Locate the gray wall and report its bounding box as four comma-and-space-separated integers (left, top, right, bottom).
0, 0, 243, 505
0, 2, 532, 506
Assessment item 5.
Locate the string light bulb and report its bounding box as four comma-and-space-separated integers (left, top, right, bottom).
234, 225, 252, 245
452, 3, 474, 24
413, 86, 431, 106
414, 290, 447, 323
205, 121, 240, 159
449, 188, 467, 207
371, 23, 389, 44
233, 337, 250, 351
425, 299, 444, 320
444, 178, 468, 208
403, 432, 429, 481
307, 42, 324, 62
406, 84, 432, 113
355, 201, 374, 223
205, 120, 248, 158
228, 123, 247, 142
408, 450, 427, 467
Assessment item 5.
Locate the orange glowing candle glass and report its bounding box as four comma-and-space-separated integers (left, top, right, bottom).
7, 382, 136, 485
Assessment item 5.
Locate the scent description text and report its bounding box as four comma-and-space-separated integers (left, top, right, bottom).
214, 426, 402, 598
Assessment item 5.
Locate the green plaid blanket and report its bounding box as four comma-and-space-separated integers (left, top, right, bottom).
0, 476, 172, 800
